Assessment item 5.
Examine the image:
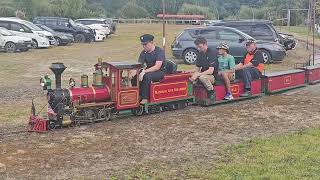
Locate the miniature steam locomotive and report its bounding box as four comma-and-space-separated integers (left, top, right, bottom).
29, 59, 320, 132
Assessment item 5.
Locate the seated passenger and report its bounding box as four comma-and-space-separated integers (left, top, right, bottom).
189, 37, 219, 99
235, 39, 264, 97
137, 34, 166, 103
216, 42, 236, 100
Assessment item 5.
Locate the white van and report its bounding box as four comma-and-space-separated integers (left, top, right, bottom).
0, 27, 33, 52
75, 19, 111, 36
0, 18, 53, 48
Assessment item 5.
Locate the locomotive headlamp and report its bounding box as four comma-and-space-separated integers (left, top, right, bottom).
69, 78, 76, 88
40, 75, 52, 90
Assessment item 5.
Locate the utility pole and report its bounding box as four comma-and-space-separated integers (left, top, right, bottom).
312, 0, 316, 65
162, 0, 166, 54
287, 0, 291, 26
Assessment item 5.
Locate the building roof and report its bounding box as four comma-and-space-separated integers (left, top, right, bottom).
156, 14, 205, 20
105, 62, 142, 69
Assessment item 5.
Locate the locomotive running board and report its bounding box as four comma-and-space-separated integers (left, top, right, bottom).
196, 93, 263, 107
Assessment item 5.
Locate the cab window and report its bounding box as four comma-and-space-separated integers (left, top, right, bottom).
120, 69, 137, 89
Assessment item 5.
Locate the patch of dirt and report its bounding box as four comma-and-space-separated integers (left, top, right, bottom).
1, 85, 320, 179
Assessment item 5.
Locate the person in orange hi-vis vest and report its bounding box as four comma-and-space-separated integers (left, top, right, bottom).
235, 38, 264, 97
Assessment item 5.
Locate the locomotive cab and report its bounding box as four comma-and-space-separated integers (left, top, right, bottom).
104, 62, 142, 111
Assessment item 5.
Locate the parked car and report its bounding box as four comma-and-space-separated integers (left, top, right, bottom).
33, 17, 95, 43
171, 26, 286, 64
36, 24, 74, 46
0, 27, 32, 52
75, 18, 111, 36
0, 18, 50, 48
208, 20, 297, 50
94, 29, 106, 42
105, 18, 117, 34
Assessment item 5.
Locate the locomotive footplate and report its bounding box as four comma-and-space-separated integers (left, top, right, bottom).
28, 115, 48, 132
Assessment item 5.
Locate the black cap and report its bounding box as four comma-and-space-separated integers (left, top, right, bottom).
140, 34, 154, 44
246, 38, 256, 46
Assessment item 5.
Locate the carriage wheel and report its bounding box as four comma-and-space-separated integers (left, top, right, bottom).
132, 105, 144, 116
98, 108, 112, 121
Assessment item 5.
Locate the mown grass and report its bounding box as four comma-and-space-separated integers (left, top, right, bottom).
278, 26, 319, 37
111, 128, 320, 179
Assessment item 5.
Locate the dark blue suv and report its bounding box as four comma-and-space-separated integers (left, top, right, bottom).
33, 17, 95, 43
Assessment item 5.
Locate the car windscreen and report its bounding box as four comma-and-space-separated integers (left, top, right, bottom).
40, 25, 54, 33
105, 19, 112, 24
23, 21, 43, 31
0, 28, 13, 36
69, 19, 78, 27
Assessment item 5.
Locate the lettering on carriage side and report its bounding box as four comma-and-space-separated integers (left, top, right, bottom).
284, 76, 292, 85
152, 82, 188, 101
155, 87, 187, 95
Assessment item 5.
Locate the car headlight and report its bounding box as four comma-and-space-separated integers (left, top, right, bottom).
38, 33, 46, 38
84, 30, 90, 33
61, 35, 68, 39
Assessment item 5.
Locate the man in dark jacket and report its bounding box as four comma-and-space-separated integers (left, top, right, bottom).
138, 34, 166, 103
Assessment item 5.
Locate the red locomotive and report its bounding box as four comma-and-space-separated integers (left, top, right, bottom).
29, 59, 320, 132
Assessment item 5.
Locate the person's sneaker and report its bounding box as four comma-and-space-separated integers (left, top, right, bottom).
224, 92, 234, 100
140, 99, 148, 104
240, 91, 251, 97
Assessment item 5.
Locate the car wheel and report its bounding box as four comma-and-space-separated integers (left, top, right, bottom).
260, 49, 272, 64
75, 34, 86, 43
5, 42, 16, 53
31, 40, 38, 49
183, 48, 198, 65
55, 37, 61, 46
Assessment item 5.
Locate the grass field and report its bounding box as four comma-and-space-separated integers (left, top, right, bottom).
111, 128, 320, 179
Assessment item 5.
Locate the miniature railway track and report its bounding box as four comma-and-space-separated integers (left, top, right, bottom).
0, 125, 29, 138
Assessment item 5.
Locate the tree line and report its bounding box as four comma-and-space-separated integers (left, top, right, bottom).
0, 0, 312, 25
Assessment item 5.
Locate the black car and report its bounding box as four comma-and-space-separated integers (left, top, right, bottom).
209, 20, 297, 50
33, 17, 95, 43
171, 26, 286, 64
105, 18, 117, 34
36, 24, 74, 46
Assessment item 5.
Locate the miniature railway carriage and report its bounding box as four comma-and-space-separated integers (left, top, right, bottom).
301, 64, 320, 85
262, 69, 306, 94
193, 79, 262, 106
29, 60, 320, 132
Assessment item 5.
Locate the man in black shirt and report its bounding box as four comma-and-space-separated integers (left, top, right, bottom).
189, 37, 219, 99
138, 34, 166, 103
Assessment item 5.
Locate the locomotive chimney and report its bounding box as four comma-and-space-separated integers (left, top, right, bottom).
49, 63, 66, 89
